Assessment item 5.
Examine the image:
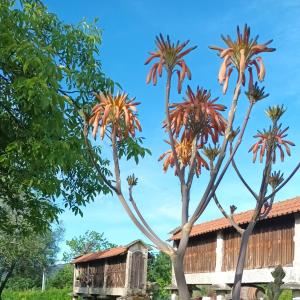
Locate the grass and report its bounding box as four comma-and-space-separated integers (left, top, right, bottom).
2, 287, 293, 300
3, 288, 72, 300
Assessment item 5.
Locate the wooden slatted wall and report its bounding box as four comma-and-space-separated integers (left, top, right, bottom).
130, 251, 144, 289
184, 233, 216, 273
222, 216, 294, 271
106, 255, 126, 288
89, 261, 105, 288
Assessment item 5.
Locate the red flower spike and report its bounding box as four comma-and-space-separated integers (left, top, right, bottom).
145, 34, 196, 93
167, 86, 227, 145
249, 125, 295, 163
209, 24, 275, 94
89, 93, 142, 140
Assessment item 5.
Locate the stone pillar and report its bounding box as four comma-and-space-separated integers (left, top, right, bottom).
293, 214, 300, 282
292, 290, 300, 300
215, 231, 224, 273
142, 250, 148, 292
124, 251, 132, 290
171, 290, 178, 300
213, 232, 231, 300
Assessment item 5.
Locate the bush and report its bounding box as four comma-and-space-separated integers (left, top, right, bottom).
47, 264, 73, 289
279, 290, 292, 300
3, 288, 71, 300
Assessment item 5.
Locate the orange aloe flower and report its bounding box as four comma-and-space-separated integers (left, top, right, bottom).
89, 92, 142, 139
249, 125, 295, 163
209, 24, 275, 94
168, 86, 226, 144
145, 34, 196, 93
158, 138, 209, 176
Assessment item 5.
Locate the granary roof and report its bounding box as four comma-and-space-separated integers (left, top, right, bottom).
72, 247, 127, 264
172, 196, 300, 240
71, 239, 148, 264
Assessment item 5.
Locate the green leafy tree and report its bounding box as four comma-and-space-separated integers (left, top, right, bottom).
0, 0, 114, 231
62, 230, 116, 262
148, 252, 171, 300
0, 222, 63, 298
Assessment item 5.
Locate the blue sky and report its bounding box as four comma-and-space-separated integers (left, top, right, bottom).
43, 0, 300, 257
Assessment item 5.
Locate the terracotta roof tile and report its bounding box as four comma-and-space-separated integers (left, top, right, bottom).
71, 247, 127, 264
172, 196, 300, 240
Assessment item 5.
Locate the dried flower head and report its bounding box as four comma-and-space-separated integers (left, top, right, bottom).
168, 86, 227, 144
145, 34, 196, 93
203, 144, 221, 161
89, 92, 142, 140
127, 174, 138, 187
210, 24, 275, 94
230, 205, 237, 214
228, 127, 240, 142
268, 171, 284, 189
158, 138, 208, 176
249, 125, 295, 163
265, 105, 286, 125
245, 82, 269, 104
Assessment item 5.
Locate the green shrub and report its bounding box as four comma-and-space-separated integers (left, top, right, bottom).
279, 290, 292, 300
47, 265, 74, 289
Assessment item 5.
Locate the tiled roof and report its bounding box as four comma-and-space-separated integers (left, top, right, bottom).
172, 196, 300, 240
72, 247, 127, 264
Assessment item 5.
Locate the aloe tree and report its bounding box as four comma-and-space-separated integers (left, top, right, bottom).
77, 26, 296, 300
208, 27, 300, 299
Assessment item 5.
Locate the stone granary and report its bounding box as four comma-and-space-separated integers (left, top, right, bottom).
71, 240, 149, 300
171, 197, 300, 299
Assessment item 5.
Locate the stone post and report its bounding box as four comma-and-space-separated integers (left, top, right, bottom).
124, 251, 132, 291
293, 214, 300, 282
143, 249, 148, 293
213, 232, 231, 300
215, 231, 224, 274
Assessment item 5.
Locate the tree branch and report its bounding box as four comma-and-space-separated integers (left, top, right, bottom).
213, 194, 244, 235
189, 78, 243, 225
186, 135, 198, 189
265, 161, 300, 201
128, 186, 172, 252
164, 70, 185, 185
230, 151, 258, 200
83, 120, 117, 193
259, 191, 276, 219
110, 129, 173, 254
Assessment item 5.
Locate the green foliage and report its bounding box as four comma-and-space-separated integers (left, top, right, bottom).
118, 136, 151, 164
47, 265, 74, 289
3, 288, 72, 300
62, 230, 116, 262
193, 285, 214, 297
278, 290, 292, 300
147, 252, 171, 299
0, 0, 114, 231
1, 224, 63, 292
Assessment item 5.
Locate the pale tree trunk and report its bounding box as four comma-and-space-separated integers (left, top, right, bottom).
0, 262, 16, 300
232, 221, 256, 300
172, 253, 190, 300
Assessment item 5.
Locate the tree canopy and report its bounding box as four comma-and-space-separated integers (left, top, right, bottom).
0, 0, 114, 232
0, 221, 63, 296
62, 230, 116, 262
